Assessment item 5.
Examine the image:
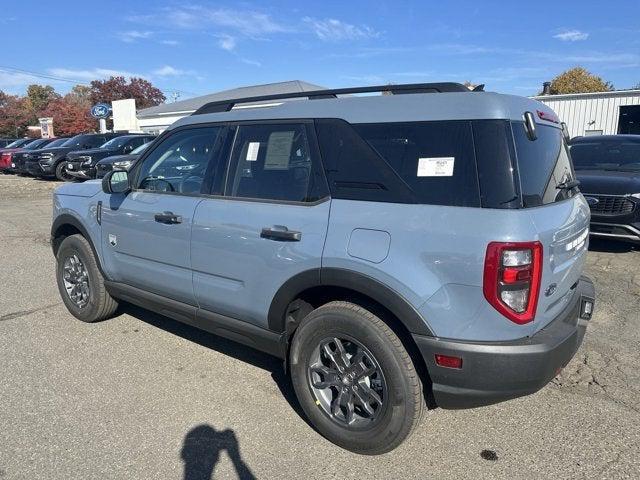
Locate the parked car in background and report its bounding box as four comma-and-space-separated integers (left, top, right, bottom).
570, 134, 640, 243
24, 133, 127, 180
51, 82, 595, 454
0, 138, 44, 171
66, 134, 155, 181
0, 138, 31, 150
12, 138, 70, 175
95, 142, 151, 179
0, 138, 19, 148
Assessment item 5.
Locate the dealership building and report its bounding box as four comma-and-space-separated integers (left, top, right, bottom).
116, 81, 640, 139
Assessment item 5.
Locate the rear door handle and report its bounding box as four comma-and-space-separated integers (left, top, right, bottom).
154, 211, 182, 224
260, 226, 301, 242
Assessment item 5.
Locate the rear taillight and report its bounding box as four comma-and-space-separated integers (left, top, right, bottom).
0, 152, 12, 169
483, 241, 543, 324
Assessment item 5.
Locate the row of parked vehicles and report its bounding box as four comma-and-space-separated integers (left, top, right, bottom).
0, 133, 155, 181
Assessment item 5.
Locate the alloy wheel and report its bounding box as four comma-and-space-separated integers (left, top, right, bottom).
62, 254, 90, 308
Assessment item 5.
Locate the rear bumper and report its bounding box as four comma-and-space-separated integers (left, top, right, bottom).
413, 276, 595, 409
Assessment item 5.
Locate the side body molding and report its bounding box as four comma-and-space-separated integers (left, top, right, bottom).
267, 267, 433, 336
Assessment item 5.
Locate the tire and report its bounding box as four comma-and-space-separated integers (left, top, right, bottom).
55, 161, 74, 181
289, 301, 424, 454
55, 234, 118, 322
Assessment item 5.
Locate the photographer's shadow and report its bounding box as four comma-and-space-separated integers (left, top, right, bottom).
181, 424, 256, 480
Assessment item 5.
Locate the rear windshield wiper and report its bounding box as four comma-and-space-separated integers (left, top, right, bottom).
557, 179, 581, 190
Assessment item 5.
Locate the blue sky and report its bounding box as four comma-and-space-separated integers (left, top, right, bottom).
1, 0, 639, 100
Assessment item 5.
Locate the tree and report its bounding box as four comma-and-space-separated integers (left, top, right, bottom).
67, 84, 92, 105
0, 91, 34, 137
548, 67, 613, 95
26, 84, 60, 113
42, 94, 96, 136
89, 76, 166, 109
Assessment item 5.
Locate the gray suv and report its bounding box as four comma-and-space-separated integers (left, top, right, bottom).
51, 83, 595, 454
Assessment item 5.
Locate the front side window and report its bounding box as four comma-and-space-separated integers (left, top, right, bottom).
226, 123, 327, 202
135, 127, 222, 194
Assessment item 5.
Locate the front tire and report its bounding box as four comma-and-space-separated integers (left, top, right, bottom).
290, 301, 424, 454
56, 234, 118, 322
55, 161, 74, 181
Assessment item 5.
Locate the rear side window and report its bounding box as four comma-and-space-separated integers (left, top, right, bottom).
354, 121, 480, 206
225, 123, 328, 203
512, 122, 576, 207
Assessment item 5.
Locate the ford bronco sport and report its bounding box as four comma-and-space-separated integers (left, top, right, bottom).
51, 83, 595, 454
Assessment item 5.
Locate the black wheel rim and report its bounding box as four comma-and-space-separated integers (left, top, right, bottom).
307, 336, 387, 428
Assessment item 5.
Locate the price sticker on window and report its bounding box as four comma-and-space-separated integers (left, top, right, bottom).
417, 157, 455, 177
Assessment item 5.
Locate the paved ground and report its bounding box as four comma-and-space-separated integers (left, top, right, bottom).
1, 174, 639, 479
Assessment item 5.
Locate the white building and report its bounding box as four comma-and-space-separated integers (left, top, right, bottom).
136, 80, 324, 134
534, 88, 640, 138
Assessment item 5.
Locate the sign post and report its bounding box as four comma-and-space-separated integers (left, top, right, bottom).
90, 103, 112, 133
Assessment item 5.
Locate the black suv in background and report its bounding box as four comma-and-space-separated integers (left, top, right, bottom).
65, 134, 155, 181
25, 133, 127, 180
570, 134, 640, 243
11, 138, 69, 174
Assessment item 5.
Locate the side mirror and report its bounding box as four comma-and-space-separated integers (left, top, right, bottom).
102, 169, 131, 194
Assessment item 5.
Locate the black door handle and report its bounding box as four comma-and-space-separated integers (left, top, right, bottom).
154, 211, 182, 224
260, 226, 301, 242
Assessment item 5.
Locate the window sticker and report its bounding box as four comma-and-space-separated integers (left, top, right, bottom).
264, 131, 295, 170
246, 142, 260, 161
417, 157, 455, 177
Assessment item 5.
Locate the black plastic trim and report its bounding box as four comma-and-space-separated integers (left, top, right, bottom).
267, 267, 433, 336
105, 281, 285, 358
50, 214, 108, 278
413, 276, 595, 409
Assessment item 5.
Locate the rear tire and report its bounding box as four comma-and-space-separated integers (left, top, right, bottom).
55, 161, 74, 181
56, 234, 118, 322
289, 301, 424, 454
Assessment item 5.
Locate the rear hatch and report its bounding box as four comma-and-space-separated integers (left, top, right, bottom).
511, 119, 590, 333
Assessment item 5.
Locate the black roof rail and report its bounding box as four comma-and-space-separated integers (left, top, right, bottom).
192, 82, 472, 115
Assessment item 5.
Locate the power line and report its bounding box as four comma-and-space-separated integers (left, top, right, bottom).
0, 65, 90, 85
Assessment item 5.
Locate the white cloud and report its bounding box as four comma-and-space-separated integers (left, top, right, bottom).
47, 67, 145, 81
240, 58, 261, 67
152, 65, 196, 77
553, 29, 589, 41
161, 39, 179, 46
130, 6, 288, 36
303, 17, 379, 41
117, 30, 153, 42
217, 34, 236, 51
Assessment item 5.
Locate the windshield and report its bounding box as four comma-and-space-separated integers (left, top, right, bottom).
100, 137, 128, 149
131, 142, 150, 154
512, 122, 577, 207
23, 139, 48, 150
570, 140, 640, 171
46, 138, 68, 148
61, 135, 86, 148
5, 139, 30, 148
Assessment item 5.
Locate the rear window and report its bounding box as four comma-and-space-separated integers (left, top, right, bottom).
512, 122, 576, 207
354, 121, 480, 207
570, 140, 640, 171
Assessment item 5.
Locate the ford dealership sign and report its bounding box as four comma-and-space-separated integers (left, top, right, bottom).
91, 103, 111, 119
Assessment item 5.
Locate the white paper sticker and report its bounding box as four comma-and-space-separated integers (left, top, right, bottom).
264, 131, 295, 170
417, 157, 455, 177
246, 142, 260, 161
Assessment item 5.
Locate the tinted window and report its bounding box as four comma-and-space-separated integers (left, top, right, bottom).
135, 127, 222, 194
100, 137, 129, 149
5, 139, 30, 148
23, 139, 49, 150
512, 122, 576, 207
226, 123, 327, 202
472, 120, 520, 209
570, 140, 640, 171
354, 121, 480, 206
46, 138, 68, 148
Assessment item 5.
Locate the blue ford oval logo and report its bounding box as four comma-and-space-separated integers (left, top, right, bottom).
585, 196, 599, 207
91, 103, 111, 119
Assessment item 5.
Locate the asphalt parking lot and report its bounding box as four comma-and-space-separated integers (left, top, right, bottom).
1, 174, 639, 479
